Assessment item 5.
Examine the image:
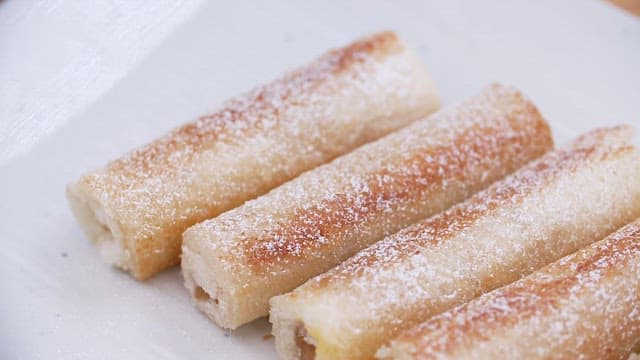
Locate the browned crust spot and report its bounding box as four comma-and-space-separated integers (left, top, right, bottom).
307, 145, 592, 289
308, 127, 634, 289
94, 31, 403, 180
242, 114, 550, 270
388, 146, 598, 247
402, 221, 640, 356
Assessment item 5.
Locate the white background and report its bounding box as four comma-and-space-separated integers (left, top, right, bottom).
1, 1, 639, 359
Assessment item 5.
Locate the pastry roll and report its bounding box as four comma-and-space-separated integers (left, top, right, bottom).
379, 218, 640, 359
270, 125, 640, 360
182, 84, 553, 329
66, 31, 441, 280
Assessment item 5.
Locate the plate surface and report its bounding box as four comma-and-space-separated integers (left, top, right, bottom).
1, 1, 639, 359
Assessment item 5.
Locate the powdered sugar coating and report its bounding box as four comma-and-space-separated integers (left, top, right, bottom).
70, 31, 440, 279
312, 125, 635, 287
184, 83, 553, 328
270, 125, 640, 360
389, 219, 640, 359
195, 84, 550, 267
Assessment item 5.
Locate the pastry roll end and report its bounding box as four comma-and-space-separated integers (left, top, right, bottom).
270, 296, 316, 360
181, 238, 237, 329
66, 182, 132, 273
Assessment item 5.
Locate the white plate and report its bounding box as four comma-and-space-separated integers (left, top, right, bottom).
2, 1, 639, 359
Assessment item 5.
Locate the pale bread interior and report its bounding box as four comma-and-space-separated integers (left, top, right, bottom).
66, 183, 130, 271
270, 298, 308, 360
181, 245, 237, 329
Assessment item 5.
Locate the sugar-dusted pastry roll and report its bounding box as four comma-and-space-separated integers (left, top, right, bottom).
66, 31, 441, 280
181, 84, 553, 329
379, 218, 640, 360
270, 125, 640, 360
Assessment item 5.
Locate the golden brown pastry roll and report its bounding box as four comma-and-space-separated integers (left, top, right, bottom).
66, 31, 441, 280
181, 84, 553, 330
270, 125, 640, 360
380, 218, 640, 360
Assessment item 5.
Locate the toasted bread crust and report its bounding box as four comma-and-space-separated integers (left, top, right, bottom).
183, 84, 553, 330
103, 31, 405, 174
244, 118, 550, 270
311, 125, 633, 286
385, 219, 640, 359
270, 126, 640, 360
67, 31, 440, 279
